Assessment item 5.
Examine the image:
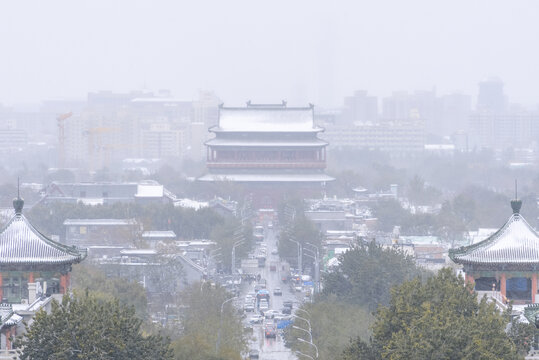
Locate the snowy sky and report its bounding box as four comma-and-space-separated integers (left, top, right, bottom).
1, 0, 538, 107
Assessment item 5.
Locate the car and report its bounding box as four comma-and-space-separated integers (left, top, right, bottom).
281, 306, 292, 315
283, 300, 293, 309
295, 285, 303, 292
244, 303, 255, 312
271, 248, 278, 255
264, 310, 280, 319
267, 222, 273, 229
264, 323, 277, 338
249, 315, 264, 324
249, 349, 260, 359
274, 313, 291, 321
273, 287, 282, 296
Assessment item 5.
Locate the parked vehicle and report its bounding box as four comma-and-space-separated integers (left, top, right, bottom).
249, 349, 260, 359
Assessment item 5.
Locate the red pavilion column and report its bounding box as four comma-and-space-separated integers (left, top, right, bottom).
501, 273, 507, 303
465, 273, 475, 292
28, 272, 34, 283
0, 272, 3, 301
532, 273, 537, 303
60, 274, 70, 294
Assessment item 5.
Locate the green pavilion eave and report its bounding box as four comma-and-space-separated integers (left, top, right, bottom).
449, 199, 539, 304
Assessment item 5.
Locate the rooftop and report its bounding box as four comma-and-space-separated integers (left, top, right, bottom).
0, 198, 86, 266
205, 138, 328, 147
450, 200, 539, 266
212, 104, 323, 133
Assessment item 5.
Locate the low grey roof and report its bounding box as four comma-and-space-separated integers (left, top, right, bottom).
0, 214, 86, 266
213, 107, 322, 133
63, 219, 137, 226
205, 138, 328, 147
198, 172, 335, 183
450, 212, 539, 266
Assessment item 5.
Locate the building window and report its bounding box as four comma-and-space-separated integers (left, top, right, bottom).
80, 191, 86, 198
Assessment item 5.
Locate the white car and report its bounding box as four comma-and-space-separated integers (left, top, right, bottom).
264, 310, 280, 319
271, 248, 278, 255
249, 315, 264, 324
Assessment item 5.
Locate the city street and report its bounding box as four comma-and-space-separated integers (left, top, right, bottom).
242, 227, 299, 360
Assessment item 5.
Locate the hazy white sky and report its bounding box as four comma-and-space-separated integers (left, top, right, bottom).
1, 0, 538, 107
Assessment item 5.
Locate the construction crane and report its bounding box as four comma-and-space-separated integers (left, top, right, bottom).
57, 112, 73, 168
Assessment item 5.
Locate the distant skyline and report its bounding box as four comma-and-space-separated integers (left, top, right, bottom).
1, 1, 538, 108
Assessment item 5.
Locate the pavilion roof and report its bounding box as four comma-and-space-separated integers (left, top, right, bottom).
0, 198, 86, 266
449, 200, 539, 266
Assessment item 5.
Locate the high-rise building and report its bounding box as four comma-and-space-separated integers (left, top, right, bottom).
342, 91, 378, 124
477, 77, 506, 113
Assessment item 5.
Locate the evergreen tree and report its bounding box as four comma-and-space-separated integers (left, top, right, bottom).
14, 293, 172, 360
340, 269, 522, 360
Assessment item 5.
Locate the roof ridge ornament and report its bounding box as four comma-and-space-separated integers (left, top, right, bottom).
511, 179, 522, 214
13, 177, 24, 215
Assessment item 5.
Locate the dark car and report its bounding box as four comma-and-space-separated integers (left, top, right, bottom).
283, 300, 293, 309
264, 324, 277, 338
249, 349, 260, 359
281, 306, 292, 315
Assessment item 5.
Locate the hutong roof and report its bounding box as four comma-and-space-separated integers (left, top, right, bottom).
0, 196, 86, 266
212, 103, 323, 133
449, 200, 539, 266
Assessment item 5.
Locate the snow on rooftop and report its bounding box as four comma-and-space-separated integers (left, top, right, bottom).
135, 184, 164, 197
142, 231, 176, 239
215, 107, 322, 133
174, 198, 209, 210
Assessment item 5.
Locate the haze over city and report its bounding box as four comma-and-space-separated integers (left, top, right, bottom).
1, 0, 539, 107
1, 2, 539, 360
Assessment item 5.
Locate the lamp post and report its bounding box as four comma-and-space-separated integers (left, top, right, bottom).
297, 337, 319, 358
288, 237, 302, 275
216, 296, 238, 354
305, 242, 320, 294
293, 325, 312, 343
295, 308, 311, 319
231, 239, 244, 275
291, 314, 311, 333
295, 350, 314, 360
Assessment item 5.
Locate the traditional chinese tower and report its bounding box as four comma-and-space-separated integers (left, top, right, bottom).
450, 198, 539, 304
198, 101, 334, 207
0, 193, 87, 304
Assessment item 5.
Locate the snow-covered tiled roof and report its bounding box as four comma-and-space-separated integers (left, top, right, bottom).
0, 213, 86, 266
198, 172, 335, 183
213, 106, 322, 133
450, 203, 539, 266
205, 138, 328, 147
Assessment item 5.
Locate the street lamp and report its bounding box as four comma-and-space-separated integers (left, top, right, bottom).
295, 350, 314, 360
216, 296, 238, 354
293, 325, 312, 343
295, 308, 311, 319
297, 337, 319, 358
305, 242, 320, 294
288, 237, 302, 275
231, 239, 245, 275
291, 314, 311, 333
